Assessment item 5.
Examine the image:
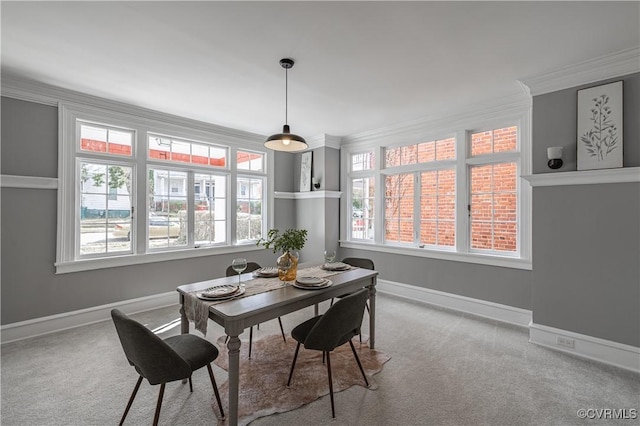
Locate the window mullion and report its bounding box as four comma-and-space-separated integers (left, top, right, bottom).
456, 130, 468, 253
230, 147, 238, 245
414, 172, 420, 245
186, 172, 195, 247
374, 145, 384, 244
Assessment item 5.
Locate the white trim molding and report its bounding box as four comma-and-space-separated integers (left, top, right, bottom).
1, 174, 58, 190
377, 279, 532, 327
2, 75, 266, 147
342, 92, 531, 146
274, 190, 342, 200
519, 47, 640, 96
1, 291, 179, 344
341, 241, 532, 270
523, 167, 640, 187
529, 322, 640, 373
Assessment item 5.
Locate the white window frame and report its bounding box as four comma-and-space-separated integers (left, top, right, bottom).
341, 107, 532, 270
57, 102, 271, 274
348, 150, 376, 241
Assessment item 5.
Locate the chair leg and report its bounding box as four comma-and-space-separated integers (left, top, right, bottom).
188, 375, 193, 392
349, 339, 369, 387
152, 383, 165, 426
287, 342, 301, 387
278, 317, 286, 342
326, 351, 335, 418
207, 364, 225, 419
119, 375, 143, 426
249, 326, 253, 359
365, 301, 370, 313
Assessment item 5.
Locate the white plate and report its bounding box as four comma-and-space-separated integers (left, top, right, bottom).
322, 262, 350, 271
293, 279, 332, 290
253, 267, 279, 278
296, 276, 325, 285
197, 286, 245, 301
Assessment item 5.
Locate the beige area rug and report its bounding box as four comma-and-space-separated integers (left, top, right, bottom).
212, 333, 391, 425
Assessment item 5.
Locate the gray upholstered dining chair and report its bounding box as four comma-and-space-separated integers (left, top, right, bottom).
225, 262, 286, 358
330, 257, 373, 316
111, 309, 224, 425
286, 288, 370, 418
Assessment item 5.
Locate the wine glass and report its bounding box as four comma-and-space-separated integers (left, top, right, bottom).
231, 258, 247, 289
277, 256, 292, 286
324, 250, 336, 264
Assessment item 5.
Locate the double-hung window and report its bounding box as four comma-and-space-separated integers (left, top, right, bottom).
468, 127, 519, 253
342, 109, 530, 269
349, 151, 375, 241
383, 137, 456, 247
57, 103, 269, 273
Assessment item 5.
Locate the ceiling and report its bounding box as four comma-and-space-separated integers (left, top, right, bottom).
2, 2, 638, 139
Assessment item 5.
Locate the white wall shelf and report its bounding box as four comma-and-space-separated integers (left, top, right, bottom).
522, 167, 640, 187
274, 190, 342, 199
1, 174, 58, 190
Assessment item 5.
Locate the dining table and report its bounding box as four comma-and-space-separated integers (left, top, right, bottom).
176, 263, 378, 426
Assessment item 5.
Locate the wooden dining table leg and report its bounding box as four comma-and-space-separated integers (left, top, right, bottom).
179, 296, 189, 335
226, 335, 241, 426
368, 277, 376, 349
179, 298, 190, 384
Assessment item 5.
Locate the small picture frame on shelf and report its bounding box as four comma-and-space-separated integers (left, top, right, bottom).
299, 151, 312, 192
577, 81, 623, 171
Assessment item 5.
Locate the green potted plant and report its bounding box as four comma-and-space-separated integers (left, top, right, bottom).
257, 228, 308, 281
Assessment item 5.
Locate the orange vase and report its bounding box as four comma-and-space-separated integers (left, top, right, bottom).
277, 251, 299, 281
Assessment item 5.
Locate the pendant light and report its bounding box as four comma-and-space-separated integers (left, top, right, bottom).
264, 58, 308, 152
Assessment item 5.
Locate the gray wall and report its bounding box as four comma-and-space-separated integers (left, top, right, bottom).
338, 248, 532, 309
294, 146, 341, 263
0, 97, 293, 324
530, 73, 640, 347
532, 183, 639, 346
532, 73, 640, 173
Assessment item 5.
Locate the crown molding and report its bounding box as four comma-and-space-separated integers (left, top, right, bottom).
342, 92, 531, 146
519, 47, 640, 96
1, 74, 267, 147
522, 167, 640, 187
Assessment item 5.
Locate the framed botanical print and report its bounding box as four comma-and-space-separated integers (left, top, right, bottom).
577, 81, 623, 171
299, 151, 312, 192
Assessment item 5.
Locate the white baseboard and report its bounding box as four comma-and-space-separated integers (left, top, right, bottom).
378, 280, 640, 372
529, 322, 640, 373
377, 279, 532, 327
4, 281, 639, 374
1, 291, 178, 344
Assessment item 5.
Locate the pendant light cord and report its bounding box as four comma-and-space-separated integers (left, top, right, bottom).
284, 66, 288, 126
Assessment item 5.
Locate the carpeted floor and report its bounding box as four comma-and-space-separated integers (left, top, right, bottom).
1, 294, 639, 426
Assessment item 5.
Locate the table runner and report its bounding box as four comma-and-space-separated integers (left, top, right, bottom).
183, 265, 352, 335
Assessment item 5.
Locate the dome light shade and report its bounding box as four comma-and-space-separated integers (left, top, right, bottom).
264, 125, 308, 152
265, 58, 308, 152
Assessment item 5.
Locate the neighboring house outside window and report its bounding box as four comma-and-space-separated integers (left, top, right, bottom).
341, 107, 531, 269
57, 103, 269, 273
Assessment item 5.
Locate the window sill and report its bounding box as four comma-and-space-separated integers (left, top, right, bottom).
55, 244, 264, 274
339, 241, 532, 270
